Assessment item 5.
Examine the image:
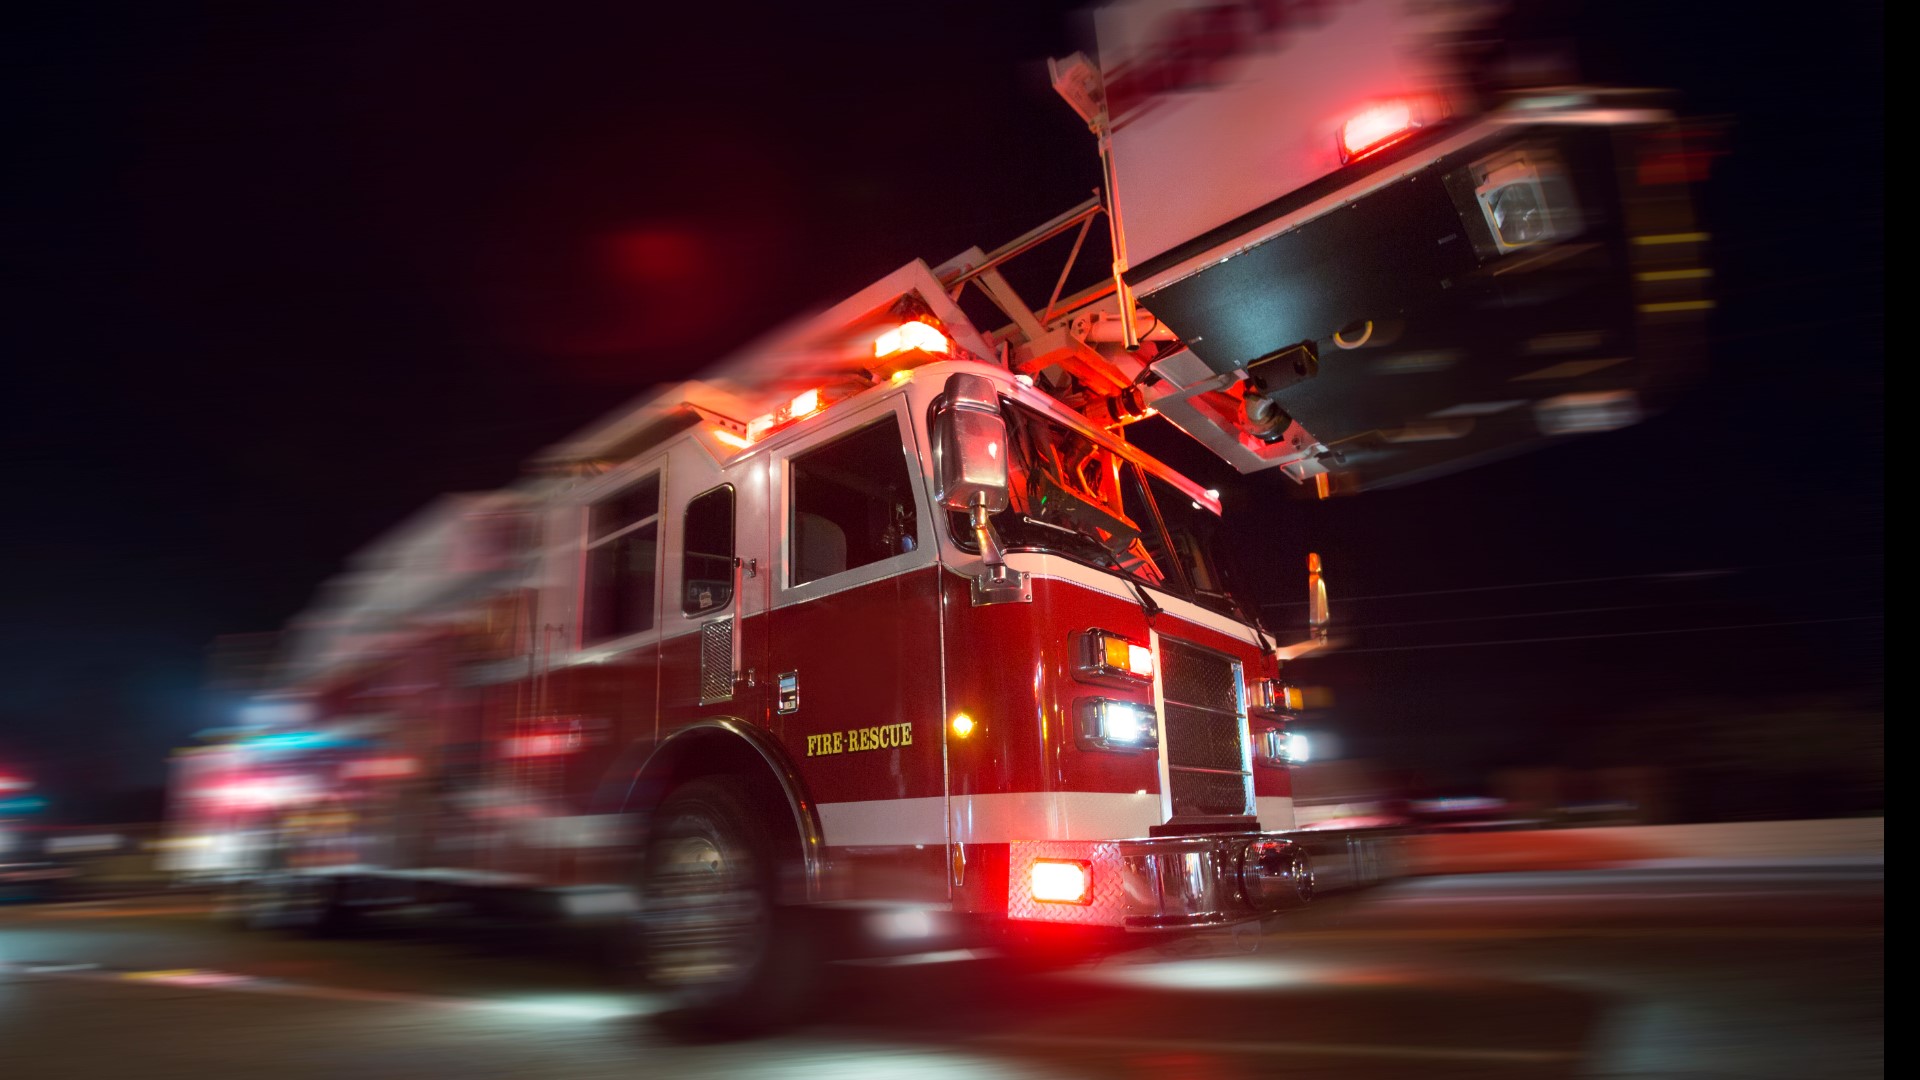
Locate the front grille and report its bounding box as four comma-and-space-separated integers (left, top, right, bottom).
1158, 639, 1251, 817
1169, 769, 1253, 818
1161, 703, 1243, 770
1160, 641, 1239, 712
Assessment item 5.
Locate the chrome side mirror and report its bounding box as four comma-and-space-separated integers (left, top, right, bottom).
931, 373, 1011, 513
932, 373, 1027, 606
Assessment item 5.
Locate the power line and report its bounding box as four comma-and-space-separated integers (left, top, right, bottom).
1338, 603, 1660, 632
1261, 566, 1751, 607
1329, 615, 1882, 655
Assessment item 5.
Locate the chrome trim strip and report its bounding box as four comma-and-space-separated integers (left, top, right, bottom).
835, 791, 1168, 845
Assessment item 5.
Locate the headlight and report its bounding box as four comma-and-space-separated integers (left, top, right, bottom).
1077, 698, 1159, 752
1246, 676, 1301, 714
1256, 728, 1308, 766
1076, 629, 1155, 682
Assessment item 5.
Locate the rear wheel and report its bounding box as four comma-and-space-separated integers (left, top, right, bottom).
223, 870, 325, 932
220, 832, 359, 937
638, 777, 806, 1035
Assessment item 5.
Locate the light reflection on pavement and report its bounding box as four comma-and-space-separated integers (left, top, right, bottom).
0, 866, 1883, 1080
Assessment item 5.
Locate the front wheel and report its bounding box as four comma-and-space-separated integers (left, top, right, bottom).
637, 778, 806, 1035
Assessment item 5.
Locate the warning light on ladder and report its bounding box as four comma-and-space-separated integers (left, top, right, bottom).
874, 321, 951, 359
1339, 100, 1420, 163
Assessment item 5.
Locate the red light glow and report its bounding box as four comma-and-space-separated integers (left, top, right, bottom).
1031, 859, 1092, 904
200, 775, 311, 810
1340, 101, 1417, 162
340, 757, 419, 781
502, 733, 580, 759
874, 321, 951, 359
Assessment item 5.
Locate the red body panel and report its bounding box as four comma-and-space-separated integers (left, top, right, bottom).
937, 565, 1289, 916
766, 565, 946, 805
942, 568, 1286, 799
275, 557, 1289, 907
943, 570, 1159, 797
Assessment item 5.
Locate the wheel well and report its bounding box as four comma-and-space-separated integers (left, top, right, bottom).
626, 724, 818, 904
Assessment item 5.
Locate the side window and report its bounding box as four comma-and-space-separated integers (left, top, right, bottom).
583, 473, 659, 644
790, 416, 918, 587
682, 485, 735, 615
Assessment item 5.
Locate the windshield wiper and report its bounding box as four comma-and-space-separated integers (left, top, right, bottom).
1017, 515, 1081, 537
1089, 545, 1162, 621
1011, 514, 1162, 620
1129, 577, 1163, 621
1195, 586, 1272, 653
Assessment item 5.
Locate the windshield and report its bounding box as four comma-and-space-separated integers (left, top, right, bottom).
945, 398, 1255, 621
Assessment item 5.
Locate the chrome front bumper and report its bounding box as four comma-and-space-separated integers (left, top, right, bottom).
1007, 833, 1314, 931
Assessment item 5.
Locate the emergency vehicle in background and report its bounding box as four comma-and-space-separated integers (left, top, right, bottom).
170, 0, 1707, 1027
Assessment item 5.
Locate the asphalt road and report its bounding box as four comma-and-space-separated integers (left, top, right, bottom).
0, 863, 1883, 1079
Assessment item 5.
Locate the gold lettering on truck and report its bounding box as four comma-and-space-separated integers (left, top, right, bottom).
805, 723, 914, 756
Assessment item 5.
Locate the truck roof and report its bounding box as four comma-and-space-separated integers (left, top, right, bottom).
534, 261, 995, 471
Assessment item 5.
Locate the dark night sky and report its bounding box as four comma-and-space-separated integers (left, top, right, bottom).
2, 2, 1882, 816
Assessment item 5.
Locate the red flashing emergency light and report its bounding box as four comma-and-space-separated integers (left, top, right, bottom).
502, 733, 580, 759
875, 321, 951, 359
745, 385, 833, 443
1339, 100, 1419, 163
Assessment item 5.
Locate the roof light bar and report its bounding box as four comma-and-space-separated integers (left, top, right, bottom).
875, 321, 952, 359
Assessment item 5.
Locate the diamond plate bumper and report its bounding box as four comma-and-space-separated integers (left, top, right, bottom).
1008, 833, 1313, 930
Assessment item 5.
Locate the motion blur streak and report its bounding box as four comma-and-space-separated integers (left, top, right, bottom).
0, 858, 1881, 1078
0, 0, 1880, 1075
981, 1032, 1577, 1064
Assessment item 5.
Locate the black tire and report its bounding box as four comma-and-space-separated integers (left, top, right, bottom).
637, 777, 807, 1037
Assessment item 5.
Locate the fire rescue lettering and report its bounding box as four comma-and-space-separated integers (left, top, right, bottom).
806, 723, 913, 757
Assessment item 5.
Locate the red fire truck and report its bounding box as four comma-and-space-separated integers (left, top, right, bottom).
172, 0, 1706, 1029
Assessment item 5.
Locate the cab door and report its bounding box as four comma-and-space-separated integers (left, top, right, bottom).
762, 398, 947, 899
660, 443, 771, 736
